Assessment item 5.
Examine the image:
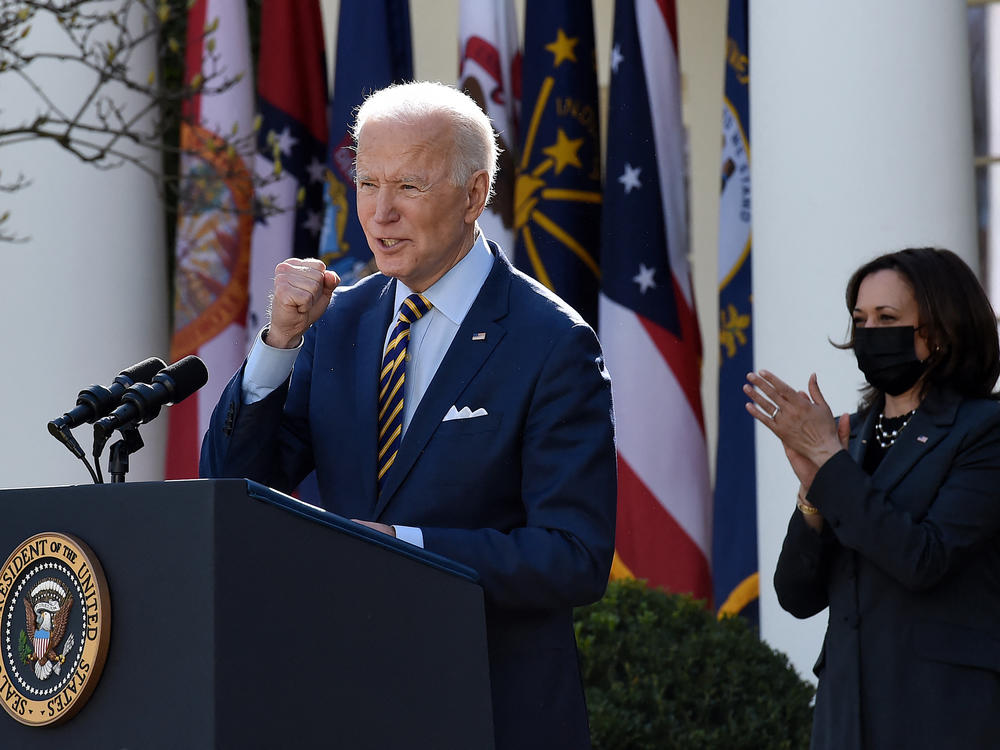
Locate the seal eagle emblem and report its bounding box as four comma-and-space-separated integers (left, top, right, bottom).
0, 532, 110, 726
24, 578, 75, 680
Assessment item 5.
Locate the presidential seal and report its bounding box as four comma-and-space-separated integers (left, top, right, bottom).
0, 533, 110, 726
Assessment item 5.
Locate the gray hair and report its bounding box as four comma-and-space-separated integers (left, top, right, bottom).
352, 81, 500, 203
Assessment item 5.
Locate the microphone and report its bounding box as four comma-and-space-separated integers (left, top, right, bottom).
48, 357, 166, 432
48, 357, 166, 458
93, 356, 209, 442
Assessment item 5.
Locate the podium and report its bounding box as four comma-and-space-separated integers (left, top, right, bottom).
0, 479, 495, 749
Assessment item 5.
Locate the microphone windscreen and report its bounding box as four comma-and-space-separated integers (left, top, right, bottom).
161, 355, 209, 403
120, 357, 167, 384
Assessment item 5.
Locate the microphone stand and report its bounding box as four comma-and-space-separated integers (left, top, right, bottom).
95, 421, 144, 484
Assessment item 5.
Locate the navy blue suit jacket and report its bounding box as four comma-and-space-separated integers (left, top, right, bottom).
201, 248, 617, 749
775, 391, 1000, 749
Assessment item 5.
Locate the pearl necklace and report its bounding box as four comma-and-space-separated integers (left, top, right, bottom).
874, 409, 916, 449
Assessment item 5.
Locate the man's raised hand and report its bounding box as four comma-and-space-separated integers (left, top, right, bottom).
267, 258, 340, 349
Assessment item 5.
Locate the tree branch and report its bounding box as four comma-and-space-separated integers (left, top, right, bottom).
1, 0, 270, 241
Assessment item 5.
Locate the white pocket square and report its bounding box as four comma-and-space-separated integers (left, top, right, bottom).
443, 405, 489, 422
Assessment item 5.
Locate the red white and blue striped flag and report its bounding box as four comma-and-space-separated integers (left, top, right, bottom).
599, 0, 712, 601
247, 0, 328, 338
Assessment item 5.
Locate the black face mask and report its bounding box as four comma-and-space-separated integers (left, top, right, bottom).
852, 326, 927, 396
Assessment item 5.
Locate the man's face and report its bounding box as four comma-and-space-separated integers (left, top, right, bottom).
355, 115, 480, 292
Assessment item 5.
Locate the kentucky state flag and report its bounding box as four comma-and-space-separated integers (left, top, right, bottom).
713, 0, 758, 623
319, 0, 413, 285
514, 0, 602, 327
599, 0, 712, 601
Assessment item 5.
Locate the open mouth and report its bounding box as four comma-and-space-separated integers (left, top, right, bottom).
381, 238, 402, 248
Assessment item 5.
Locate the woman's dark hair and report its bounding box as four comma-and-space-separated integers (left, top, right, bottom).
841, 247, 1000, 408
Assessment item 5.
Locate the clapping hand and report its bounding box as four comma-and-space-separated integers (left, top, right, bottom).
744, 370, 849, 488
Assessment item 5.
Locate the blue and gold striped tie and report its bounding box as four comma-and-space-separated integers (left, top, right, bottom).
377, 293, 432, 494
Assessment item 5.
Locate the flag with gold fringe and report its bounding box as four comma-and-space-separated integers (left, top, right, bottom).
713, 0, 758, 624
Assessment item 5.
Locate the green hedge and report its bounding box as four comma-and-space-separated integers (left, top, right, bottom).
574, 579, 814, 750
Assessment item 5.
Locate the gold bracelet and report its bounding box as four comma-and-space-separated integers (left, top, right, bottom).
797, 494, 820, 515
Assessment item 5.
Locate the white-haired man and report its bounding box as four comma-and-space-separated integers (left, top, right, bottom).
202, 81, 617, 749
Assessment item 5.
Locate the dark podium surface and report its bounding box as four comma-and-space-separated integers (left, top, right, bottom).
0, 479, 495, 749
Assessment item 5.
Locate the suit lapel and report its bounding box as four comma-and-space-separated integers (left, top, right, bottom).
870, 395, 960, 495
849, 410, 876, 464
373, 253, 511, 518
356, 279, 396, 513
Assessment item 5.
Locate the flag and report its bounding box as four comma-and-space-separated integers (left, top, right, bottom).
247, 0, 328, 338
713, 0, 757, 622
458, 0, 521, 256
598, 0, 712, 601
319, 0, 413, 285
514, 0, 601, 327
166, 0, 256, 479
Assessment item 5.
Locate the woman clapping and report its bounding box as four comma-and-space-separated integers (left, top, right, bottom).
746, 247, 1000, 749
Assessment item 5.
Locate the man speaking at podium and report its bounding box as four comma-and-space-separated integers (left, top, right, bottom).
201, 81, 617, 749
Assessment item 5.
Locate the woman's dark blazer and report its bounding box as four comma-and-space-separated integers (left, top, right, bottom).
774, 390, 1000, 749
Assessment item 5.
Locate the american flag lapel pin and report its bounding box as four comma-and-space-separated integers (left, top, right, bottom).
472, 332, 486, 341
917, 435, 928, 443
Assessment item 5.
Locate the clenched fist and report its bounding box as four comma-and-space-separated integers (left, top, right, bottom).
267, 258, 340, 349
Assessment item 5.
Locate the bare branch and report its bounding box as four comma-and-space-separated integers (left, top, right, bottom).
1, 0, 271, 241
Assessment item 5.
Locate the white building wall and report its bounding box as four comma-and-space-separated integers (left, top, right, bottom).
1, 6, 169, 487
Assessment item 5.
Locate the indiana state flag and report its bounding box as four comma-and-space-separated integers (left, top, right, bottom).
713, 0, 758, 624
319, 0, 413, 285
514, 0, 601, 327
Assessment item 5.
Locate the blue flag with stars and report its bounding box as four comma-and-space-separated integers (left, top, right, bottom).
599, 0, 713, 600
319, 0, 413, 285
713, 0, 758, 625
514, 0, 601, 327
